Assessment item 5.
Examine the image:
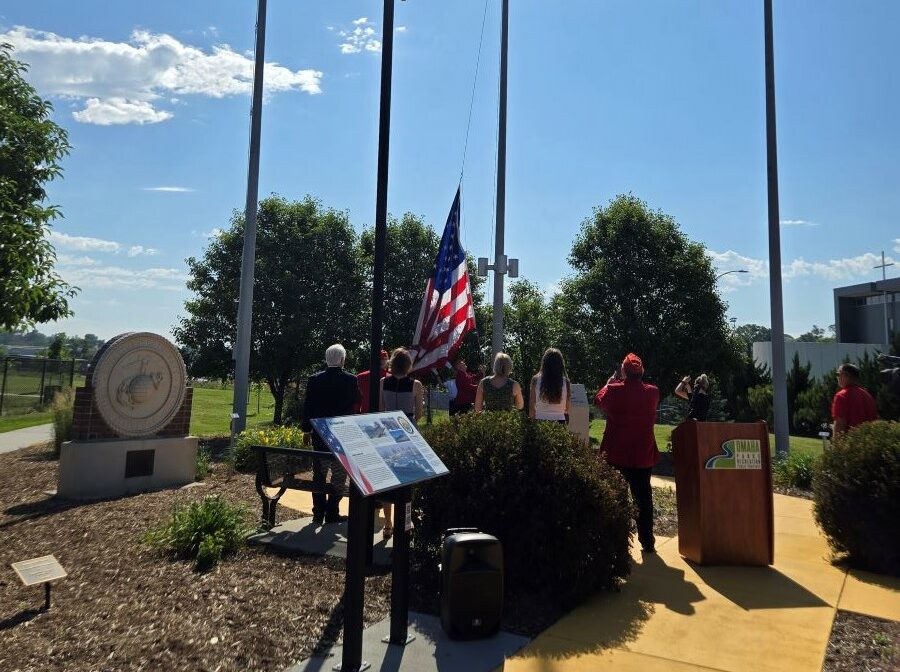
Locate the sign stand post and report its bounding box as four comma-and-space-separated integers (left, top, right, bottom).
384, 486, 414, 645
338, 486, 370, 672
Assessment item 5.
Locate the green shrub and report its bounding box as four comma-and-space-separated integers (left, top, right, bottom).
144, 495, 251, 571
195, 447, 210, 481
51, 388, 75, 456
415, 412, 633, 607
814, 421, 900, 574
231, 425, 307, 472
773, 450, 820, 490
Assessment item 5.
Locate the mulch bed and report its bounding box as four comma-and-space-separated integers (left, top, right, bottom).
824, 610, 899, 672
0, 444, 390, 672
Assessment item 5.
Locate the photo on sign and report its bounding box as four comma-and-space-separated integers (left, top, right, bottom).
380, 417, 401, 432
374, 440, 436, 483
360, 420, 388, 441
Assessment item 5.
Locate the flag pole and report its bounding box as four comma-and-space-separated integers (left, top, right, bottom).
491, 0, 509, 359
232, 0, 267, 433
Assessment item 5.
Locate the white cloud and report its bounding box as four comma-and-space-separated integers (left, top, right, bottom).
56, 261, 187, 291
143, 186, 195, 192
894, 239, 900, 254
339, 18, 382, 54
73, 97, 173, 125
780, 219, 819, 227
127, 246, 159, 257
783, 253, 896, 282
396, 26, 408, 33
48, 231, 121, 253
708, 249, 897, 286
3, 26, 323, 125
56, 254, 99, 267
190, 228, 223, 239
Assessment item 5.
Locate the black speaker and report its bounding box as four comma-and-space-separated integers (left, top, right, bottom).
439, 528, 503, 639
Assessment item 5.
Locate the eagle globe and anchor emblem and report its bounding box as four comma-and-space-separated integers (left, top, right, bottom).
115, 358, 165, 410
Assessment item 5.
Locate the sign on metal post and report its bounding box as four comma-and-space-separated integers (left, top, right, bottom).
11, 554, 67, 610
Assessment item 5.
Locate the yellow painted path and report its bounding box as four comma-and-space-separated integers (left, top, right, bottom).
502, 492, 899, 672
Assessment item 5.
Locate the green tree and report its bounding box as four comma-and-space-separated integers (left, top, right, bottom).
174, 195, 367, 423
734, 324, 772, 357
796, 324, 835, 342
555, 194, 738, 392
504, 279, 560, 384
44, 332, 69, 360
0, 43, 76, 329
786, 352, 812, 433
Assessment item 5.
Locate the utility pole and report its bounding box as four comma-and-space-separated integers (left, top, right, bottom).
764, 0, 789, 458
232, 0, 267, 433
875, 250, 895, 347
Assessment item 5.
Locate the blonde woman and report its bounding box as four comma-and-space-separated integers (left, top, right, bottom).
475, 352, 524, 412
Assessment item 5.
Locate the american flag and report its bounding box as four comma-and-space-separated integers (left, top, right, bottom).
410, 187, 476, 374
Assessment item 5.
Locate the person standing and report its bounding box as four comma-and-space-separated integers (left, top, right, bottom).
529, 348, 571, 422
302, 343, 360, 526
475, 352, 525, 412
674, 373, 711, 421
355, 349, 389, 413
449, 357, 480, 416
378, 348, 424, 539
594, 352, 660, 553
831, 363, 878, 434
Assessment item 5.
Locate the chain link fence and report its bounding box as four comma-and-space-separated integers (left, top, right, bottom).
0, 357, 90, 416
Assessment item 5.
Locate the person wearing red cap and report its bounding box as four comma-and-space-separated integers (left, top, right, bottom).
355, 350, 389, 414
594, 352, 660, 553
831, 363, 878, 433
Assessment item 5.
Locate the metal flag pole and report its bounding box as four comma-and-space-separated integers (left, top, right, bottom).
764, 0, 789, 458
232, 0, 268, 433
491, 0, 510, 359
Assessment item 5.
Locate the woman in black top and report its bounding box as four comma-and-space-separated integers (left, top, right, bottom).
675, 373, 710, 421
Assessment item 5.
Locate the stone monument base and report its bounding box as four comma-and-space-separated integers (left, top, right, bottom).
58, 436, 198, 500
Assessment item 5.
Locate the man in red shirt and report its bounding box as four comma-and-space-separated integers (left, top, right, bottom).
594, 353, 660, 553
355, 350, 389, 414
449, 357, 481, 416
831, 363, 878, 434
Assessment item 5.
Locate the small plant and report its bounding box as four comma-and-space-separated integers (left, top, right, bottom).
773, 450, 820, 490
195, 447, 210, 481
144, 495, 251, 571
51, 388, 75, 456
814, 420, 900, 574
231, 425, 308, 472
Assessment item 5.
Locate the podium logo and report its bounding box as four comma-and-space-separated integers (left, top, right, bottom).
705, 439, 762, 470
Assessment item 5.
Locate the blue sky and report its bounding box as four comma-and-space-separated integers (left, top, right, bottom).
4, 0, 899, 341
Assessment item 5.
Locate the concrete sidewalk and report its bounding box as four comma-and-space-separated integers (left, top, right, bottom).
502, 493, 900, 672
0, 423, 53, 454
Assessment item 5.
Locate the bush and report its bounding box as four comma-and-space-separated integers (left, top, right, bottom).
773, 450, 820, 490
414, 412, 633, 607
195, 447, 210, 481
814, 421, 900, 574
144, 495, 251, 571
231, 425, 307, 472
51, 388, 75, 456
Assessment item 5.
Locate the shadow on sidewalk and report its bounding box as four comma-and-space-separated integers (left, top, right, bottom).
691, 564, 828, 610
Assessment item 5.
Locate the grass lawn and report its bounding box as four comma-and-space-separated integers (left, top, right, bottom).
589, 418, 826, 456
190, 386, 275, 436
0, 412, 53, 433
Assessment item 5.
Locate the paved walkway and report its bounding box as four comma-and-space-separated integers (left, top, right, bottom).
501, 491, 900, 672
0, 423, 53, 454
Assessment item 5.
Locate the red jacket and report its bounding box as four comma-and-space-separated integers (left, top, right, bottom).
355, 369, 388, 413
594, 379, 660, 469
454, 370, 480, 405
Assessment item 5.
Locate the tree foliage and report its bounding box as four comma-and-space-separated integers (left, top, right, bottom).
174, 195, 367, 423
504, 279, 560, 383
555, 194, 738, 392
0, 43, 76, 329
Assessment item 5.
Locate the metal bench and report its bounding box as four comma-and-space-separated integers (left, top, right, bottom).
252, 445, 339, 527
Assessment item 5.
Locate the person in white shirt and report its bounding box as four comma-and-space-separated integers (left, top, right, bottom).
529, 347, 571, 422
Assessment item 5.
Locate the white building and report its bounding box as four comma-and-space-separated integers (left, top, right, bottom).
752, 341, 883, 381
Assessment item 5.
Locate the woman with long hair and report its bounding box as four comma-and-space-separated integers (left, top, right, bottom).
529, 347, 571, 422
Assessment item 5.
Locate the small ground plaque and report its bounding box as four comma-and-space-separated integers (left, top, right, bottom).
11, 554, 67, 609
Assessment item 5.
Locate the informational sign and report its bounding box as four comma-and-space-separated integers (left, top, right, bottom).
705, 439, 763, 470
310, 411, 449, 496
12, 555, 67, 587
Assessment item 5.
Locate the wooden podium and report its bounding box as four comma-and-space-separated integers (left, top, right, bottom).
672, 421, 774, 566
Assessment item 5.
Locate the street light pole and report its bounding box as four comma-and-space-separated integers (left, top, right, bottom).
232, 0, 267, 434
764, 0, 789, 458
875, 251, 894, 347
715, 269, 749, 281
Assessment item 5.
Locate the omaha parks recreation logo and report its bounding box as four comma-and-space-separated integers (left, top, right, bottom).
705, 439, 763, 470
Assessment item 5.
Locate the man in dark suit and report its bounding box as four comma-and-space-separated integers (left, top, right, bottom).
302, 343, 361, 525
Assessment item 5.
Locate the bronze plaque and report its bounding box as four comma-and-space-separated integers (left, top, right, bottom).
11, 555, 67, 587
